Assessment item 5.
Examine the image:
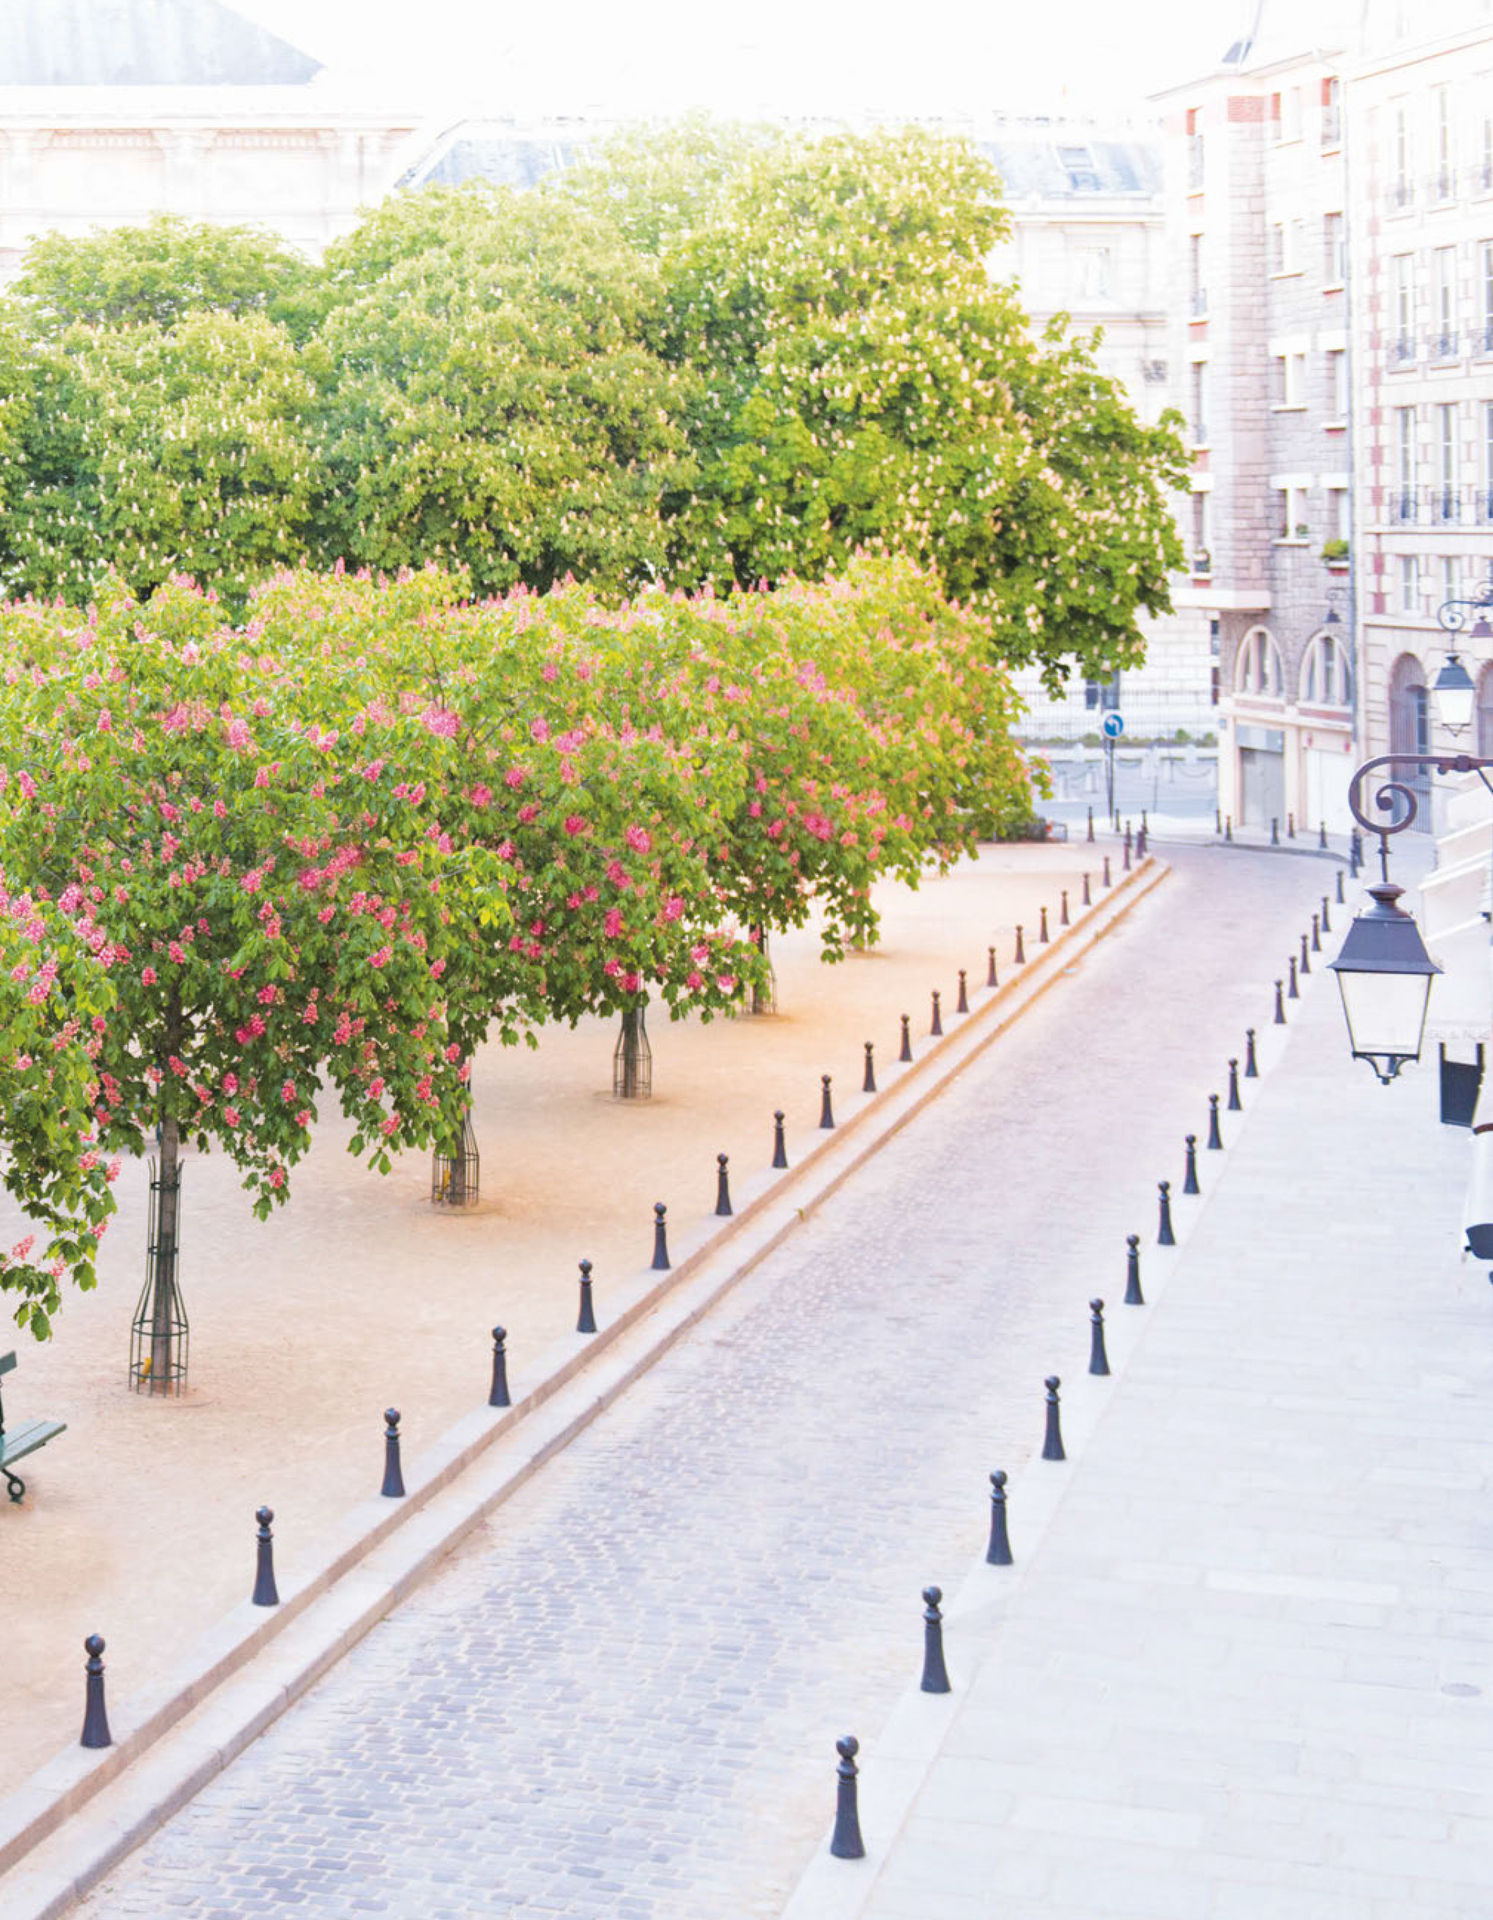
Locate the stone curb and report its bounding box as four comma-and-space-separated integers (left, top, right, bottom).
0, 856, 1168, 1920
776, 914, 1327, 1920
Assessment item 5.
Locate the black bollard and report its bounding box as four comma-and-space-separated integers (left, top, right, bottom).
1245, 1027, 1259, 1077
489, 1325, 511, 1408
1103, 856, 1113, 887
651, 1204, 671, 1270
819, 1074, 836, 1129
1321, 894, 1332, 935
1158, 1180, 1175, 1247
715, 1153, 733, 1218
1299, 932, 1311, 977
920, 1586, 951, 1694
252, 1505, 280, 1607
1319, 820, 1328, 849
956, 969, 969, 1014
1089, 1298, 1110, 1376
1123, 833, 1132, 873
577, 1258, 598, 1332
1271, 817, 1280, 845
1082, 872, 1092, 907
1142, 809, 1149, 836
1137, 827, 1147, 857
1039, 905, 1050, 943
1124, 1232, 1144, 1306
863, 1041, 876, 1094
772, 1109, 789, 1169
930, 991, 943, 1037
80, 1634, 111, 1750
1014, 923, 1026, 964
1207, 1094, 1223, 1150
1311, 912, 1321, 953
1288, 955, 1299, 999
829, 1736, 865, 1860
381, 1408, 405, 1498
1227, 1059, 1242, 1111
1225, 815, 1233, 842
1274, 979, 1286, 1024
1335, 868, 1345, 905
1041, 1375, 1065, 1461
1087, 805, 1095, 842
986, 945, 998, 988
899, 1014, 913, 1063
1183, 1134, 1200, 1195
1288, 812, 1296, 840
985, 1469, 1013, 1564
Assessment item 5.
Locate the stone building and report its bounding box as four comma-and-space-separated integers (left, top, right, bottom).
0, 0, 422, 277
1157, 35, 1358, 834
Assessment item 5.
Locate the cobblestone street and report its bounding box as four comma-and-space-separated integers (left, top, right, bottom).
73, 845, 1334, 1919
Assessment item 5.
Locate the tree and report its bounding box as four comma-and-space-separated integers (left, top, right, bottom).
307, 187, 694, 597
7, 215, 316, 337
564, 123, 1188, 691
0, 310, 319, 605
0, 578, 485, 1352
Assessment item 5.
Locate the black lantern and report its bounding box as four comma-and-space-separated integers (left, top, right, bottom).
1327, 881, 1441, 1083
1432, 653, 1477, 735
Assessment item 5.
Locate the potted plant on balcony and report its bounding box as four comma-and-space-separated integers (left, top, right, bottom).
1192, 547, 1212, 574
1321, 537, 1350, 569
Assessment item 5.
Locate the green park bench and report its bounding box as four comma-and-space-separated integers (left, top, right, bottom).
0, 1352, 65, 1503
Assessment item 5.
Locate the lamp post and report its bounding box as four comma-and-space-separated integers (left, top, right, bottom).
1432, 580, 1493, 743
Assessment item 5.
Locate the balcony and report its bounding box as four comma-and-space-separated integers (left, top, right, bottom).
1475, 321, 1493, 356
1389, 334, 1417, 366
1381, 485, 1493, 527
1389, 489, 1418, 524
1427, 170, 1458, 205
1430, 486, 1463, 524
1387, 179, 1415, 212
1429, 329, 1461, 361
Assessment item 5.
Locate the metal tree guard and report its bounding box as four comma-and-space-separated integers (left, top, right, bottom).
431, 1104, 480, 1207
613, 1003, 653, 1100
129, 1157, 188, 1395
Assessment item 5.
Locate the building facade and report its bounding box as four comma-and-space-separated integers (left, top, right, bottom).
1159, 46, 1359, 835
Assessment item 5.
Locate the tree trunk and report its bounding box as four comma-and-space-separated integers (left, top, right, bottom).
148, 1113, 183, 1391
749, 924, 775, 1015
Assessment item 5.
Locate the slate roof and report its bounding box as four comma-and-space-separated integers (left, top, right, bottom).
0, 0, 322, 87
399, 121, 1160, 202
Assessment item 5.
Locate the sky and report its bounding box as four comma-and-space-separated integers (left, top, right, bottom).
232, 0, 1291, 124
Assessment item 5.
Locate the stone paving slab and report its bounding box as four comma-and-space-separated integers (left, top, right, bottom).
46, 844, 1338, 1919
792, 854, 1493, 1918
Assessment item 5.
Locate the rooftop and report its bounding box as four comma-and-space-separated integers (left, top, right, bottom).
0, 0, 322, 87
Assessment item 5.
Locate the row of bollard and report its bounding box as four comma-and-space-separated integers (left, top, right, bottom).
827, 937, 1320, 1856
74, 863, 1147, 1761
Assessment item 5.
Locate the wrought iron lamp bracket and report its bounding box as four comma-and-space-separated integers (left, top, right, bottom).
1349, 751, 1493, 881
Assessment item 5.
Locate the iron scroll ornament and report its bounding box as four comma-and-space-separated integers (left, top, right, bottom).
1348, 750, 1493, 882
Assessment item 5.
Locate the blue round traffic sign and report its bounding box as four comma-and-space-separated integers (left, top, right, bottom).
1101, 713, 1125, 739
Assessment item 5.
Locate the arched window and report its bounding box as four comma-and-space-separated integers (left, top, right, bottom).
1477, 663, 1493, 758
1299, 630, 1353, 709
1234, 626, 1284, 698
1388, 652, 1432, 830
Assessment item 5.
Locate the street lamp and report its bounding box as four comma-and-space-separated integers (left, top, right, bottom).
1431, 653, 1476, 736
1327, 877, 1441, 1082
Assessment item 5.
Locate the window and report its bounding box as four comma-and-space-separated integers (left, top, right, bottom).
1393, 254, 1416, 358
1400, 553, 1421, 612
1186, 108, 1204, 189
1270, 91, 1283, 142
1442, 555, 1459, 606
1276, 483, 1309, 537
1281, 87, 1303, 142
1190, 361, 1207, 443
1483, 109, 1493, 191
1324, 212, 1346, 284
1189, 233, 1205, 314
1393, 102, 1413, 207
1481, 240, 1493, 348
1484, 398, 1493, 513
1057, 144, 1101, 189
1435, 403, 1459, 521
1433, 247, 1458, 355
1322, 75, 1342, 147
1236, 628, 1284, 697
1328, 485, 1350, 541
1191, 490, 1210, 565
1326, 348, 1349, 421
1432, 87, 1454, 199
1273, 352, 1307, 408
1076, 246, 1112, 300
1269, 222, 1286, 273
1397, 405, 1417, 490
1301, 632, 1352, 708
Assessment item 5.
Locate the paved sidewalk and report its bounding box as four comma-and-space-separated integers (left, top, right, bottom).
811, 865, 1493, 1917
